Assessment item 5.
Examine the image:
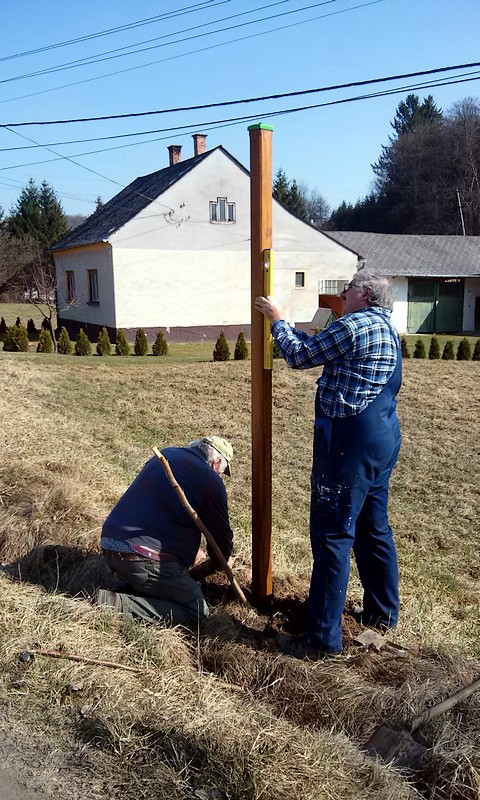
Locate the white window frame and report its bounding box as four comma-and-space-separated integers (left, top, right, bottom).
210, 196, 236, 223
319, 279, 347, 295
66, 270, 75, 303
88, 269, 99, 303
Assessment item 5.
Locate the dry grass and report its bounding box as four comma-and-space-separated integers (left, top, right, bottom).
0, 353, 479, 798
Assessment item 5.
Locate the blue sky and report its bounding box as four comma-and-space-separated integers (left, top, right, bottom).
0, 0, 479, 218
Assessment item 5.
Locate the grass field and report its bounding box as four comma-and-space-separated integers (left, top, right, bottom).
0, 352, 479, 799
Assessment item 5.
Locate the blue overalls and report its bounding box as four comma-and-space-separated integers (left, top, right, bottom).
307, 343, 402, 653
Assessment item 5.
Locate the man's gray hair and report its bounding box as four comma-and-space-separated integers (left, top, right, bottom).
189, 439, 228, 474
352, 268, 395, 311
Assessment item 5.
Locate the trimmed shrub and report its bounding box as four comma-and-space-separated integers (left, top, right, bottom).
27, 318, 37, 337
234, 332, 248, 361
456, 337, 472, 361
36, 328, 53, 353
472, 339, 480, 362
57, 327, 73, 355
3, 324, 29, 352
74, 328, 92, 356
213, 330, 230, 361
400, 336, 410, 359
41, 318, 51, 331
0, 317, 6, 335
442, 340, 455, 360
15, 316, 21, 327
115, 329, 130, 356
273, 339, 282, 359
428, 336, 440, 360
413, 338, 426, 359
134, 328, 148, 356
152, 330, 168, 356
96, 326, 112, 356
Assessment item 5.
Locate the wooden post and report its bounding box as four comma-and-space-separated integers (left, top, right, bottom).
249, 123, 274, 601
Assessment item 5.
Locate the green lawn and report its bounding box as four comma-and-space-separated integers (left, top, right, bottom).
402, 333, 479, 357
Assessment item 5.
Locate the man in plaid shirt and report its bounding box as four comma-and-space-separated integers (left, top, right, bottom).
255, 269, 402, 659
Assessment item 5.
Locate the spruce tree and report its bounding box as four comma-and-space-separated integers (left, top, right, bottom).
152, 330, 168, 356
213, 330, 230, 361
0, 317, 6, 335
57, 327, 73, 355
234, 331, 248, 360
75, 328, 92, 356
428, 335, 440, 359
3, 323, 29, 352
36, 328, 53, 353
134, 328, 148, 356
413, 338, 426, 358
115, 328, 130, 356
472, 339, 480, 361
15, 316, 21, 327
96, 326, 112, 356
401, 336, 410, 358
442, 340, 455, 360
273, 339, 282, 358
456, 337, 472, 361
27, 318, 37, 337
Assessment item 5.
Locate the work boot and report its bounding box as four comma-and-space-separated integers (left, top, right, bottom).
278, 633, 342, 661
95, 589, 123, 613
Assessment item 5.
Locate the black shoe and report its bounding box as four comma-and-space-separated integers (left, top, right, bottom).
278, 634, 342, 661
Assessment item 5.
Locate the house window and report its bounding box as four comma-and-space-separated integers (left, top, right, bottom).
66, 270, 75, 302
318, 279, 347, 295
295, 271, 305, 288
210, 197, 236, 223
88, 269, 99, 303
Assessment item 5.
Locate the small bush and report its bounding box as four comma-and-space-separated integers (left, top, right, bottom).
74, 328, 92, 356
36, 328, 53, 353
41, 318, 51, 331
213, 330, 230, 361
27, 318, 37, 336
96, 326, 112, 356
152, 330, 168, 356
3, 324, 29, 352
442, 340, 455, 360
15, 316, 21, 327
400, 336, 410, 358
0, 317, 6, 335
134, 328, 148, 356
273, 339, 282, 359
472, 339, 480, 362
413, 339, 426, 359
57, 327, 73, 355
456, 337, 472, 361
115, 329, 130, 356
428, 336, 440, 360
234, 332, 248, 361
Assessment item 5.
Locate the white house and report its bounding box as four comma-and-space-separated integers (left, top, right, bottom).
324, 231, 480, 334
52, 135, 357, 342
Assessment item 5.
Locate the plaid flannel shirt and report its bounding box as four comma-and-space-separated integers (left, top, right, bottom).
272, 306, 400, 418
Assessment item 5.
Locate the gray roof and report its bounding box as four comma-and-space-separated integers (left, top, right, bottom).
53, 147, 229, 251
323, 231, 480, 277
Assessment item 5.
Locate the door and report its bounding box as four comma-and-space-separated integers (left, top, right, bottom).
407, 279, 435, 333
407, 278, 464, 333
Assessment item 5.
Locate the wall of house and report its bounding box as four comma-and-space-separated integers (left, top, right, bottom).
463, 277, 480, 331
54, 244, 115, 337
390, 277, 408, 333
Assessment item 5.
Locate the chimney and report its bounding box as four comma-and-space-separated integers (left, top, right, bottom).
168, 144, 182, 166
192, 133, 207, 156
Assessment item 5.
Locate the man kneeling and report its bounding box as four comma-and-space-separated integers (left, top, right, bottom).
98, 437, 234, 627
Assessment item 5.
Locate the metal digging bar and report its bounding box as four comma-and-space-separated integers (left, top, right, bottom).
152, 447, 248, 606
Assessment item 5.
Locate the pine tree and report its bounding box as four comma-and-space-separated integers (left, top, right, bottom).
442, 340, 455, 360
413, 338, 426, 358
3, 323, 29, 352
472, 339, 480, 361
456, 337, 472, 361
234, 331, 248, 360
15, 316, 21, 326
96, 326, 112, 356
8, 178, 68, 247
75, 328, 92, 356
213, 330, 230, 361
115, 329, 130, 356
27, 318, 37, 337
36, 328, 53, 353
152, 330, 168, 356
428, 335, 440, 359
134, 328, 148, 356
273, 339, 282, 359
57, 327, 73, 355
0, 317, 6, 335
401, 336, 410, 358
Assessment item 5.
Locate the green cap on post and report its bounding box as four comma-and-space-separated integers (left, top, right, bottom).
248, 123, 274, 131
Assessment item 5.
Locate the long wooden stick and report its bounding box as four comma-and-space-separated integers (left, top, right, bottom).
409, 675, 480, 732
33, 649, 143, 672
152, 447, 248, 605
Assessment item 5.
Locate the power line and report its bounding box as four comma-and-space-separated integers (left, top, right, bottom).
2, 59, 479, 128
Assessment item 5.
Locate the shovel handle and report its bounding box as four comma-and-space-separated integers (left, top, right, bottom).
152, 448, 248, 606
410, 675, 480, 732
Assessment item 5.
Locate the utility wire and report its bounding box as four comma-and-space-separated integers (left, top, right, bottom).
2, 59, 479, 128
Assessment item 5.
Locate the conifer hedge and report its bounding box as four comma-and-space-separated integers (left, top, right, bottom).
213, 330, 230, 361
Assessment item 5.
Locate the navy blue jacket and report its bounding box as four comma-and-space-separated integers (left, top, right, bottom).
102, 446, 233, 568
